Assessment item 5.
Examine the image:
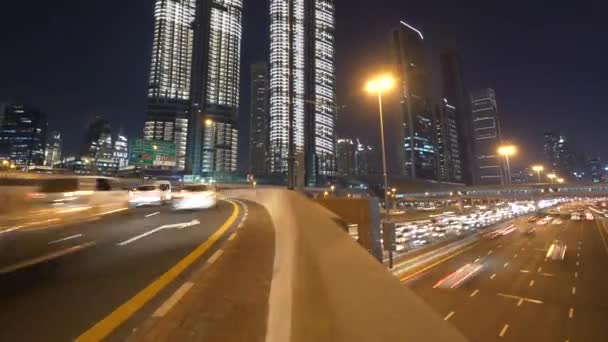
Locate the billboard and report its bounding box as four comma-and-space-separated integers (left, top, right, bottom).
129, 139, 176, 167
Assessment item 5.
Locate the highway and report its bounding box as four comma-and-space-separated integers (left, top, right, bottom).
0, 200, 244, 341
403, 205, 608, 341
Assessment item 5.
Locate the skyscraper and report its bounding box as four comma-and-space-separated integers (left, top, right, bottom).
249, 62, 270, 176
440, 48, 473, 185
82, 116, 113, 160
337, 138, 356, 176
189, 0, 243, 176
269, 0, 337, 186
434, 99, 462, 183
144, 0, 242, 175
0, 103, 47, 166
144, 0, 196, 170
44, 131, 62, 167
470, 88, 502, 185
390, 21, 436, 180
544, 132, 575, 180
113, 130, 129, 168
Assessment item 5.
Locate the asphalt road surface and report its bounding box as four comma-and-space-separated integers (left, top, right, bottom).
405, 208, 608, 342
0, 200, 241, 341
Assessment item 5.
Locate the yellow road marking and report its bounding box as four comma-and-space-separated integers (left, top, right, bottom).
400, 242, 479, 283
76, 200, 239, 342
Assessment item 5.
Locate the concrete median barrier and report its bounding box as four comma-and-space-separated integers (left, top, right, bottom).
225, 188, 468, 342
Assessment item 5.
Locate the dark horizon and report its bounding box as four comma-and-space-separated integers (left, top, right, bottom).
1, 0, 607, 172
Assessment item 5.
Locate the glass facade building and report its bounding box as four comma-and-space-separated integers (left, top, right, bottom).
471, 88, 503, 185
0, 104, 47, 166
391, 21, 436, 180
269, 0, 337, 186
144, 0, 242, 175
145, 0, 196, 170
434, 100, 463, 183
249, 62, 270, 176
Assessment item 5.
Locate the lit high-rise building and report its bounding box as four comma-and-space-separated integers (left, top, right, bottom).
44, 131, 62, 167
249, 62, 270, 176
0, 103, 47, 166
440, 48, 473, 185
144, 0, 196, 170
144, 0, 243, 175
391, 21, 436, 180
269, 0, 337, 186
470, 88, 503, 185
189, 0, 243, 176
434, 100, 462, 183
544, 131, 575, 180
113, 130, 129, 168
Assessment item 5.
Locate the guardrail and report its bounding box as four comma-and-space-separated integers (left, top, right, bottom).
225, 189, 467, 342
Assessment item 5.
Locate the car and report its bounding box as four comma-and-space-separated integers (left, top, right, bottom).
129, 181, 172, 207
433, 262, 484, 289
172, 184, 218, 210
524, 226, 536, 235
546, 240, 567, 261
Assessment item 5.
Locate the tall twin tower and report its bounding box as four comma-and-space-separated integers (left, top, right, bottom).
144, 0, 337, 185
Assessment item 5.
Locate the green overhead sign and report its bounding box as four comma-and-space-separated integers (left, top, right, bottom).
129, 139, 176, 167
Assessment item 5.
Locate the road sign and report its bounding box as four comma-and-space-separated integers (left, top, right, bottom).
382, 221, 396, 251
129, 139, 176, 167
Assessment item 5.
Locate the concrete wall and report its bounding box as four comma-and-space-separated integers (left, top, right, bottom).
225, 189, 468, 342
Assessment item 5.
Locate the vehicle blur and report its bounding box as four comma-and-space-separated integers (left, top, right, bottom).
172, 184, 217, 210
433, 261, 484, 289
128, 181, 172, 207
546, 240, 567, 261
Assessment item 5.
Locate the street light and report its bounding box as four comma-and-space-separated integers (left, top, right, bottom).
497, 145, 517, 186
366, 74, 395, 268
532, 165, 544, 183
557, 178, 565, 184
205, 119, 214, 126
547, 173, 557, 183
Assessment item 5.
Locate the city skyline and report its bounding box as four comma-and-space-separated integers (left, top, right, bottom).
1, 1, 607, 172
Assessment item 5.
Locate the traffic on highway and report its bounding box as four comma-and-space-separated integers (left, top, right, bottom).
399, 199, 608, 341
0, 173, 245, 341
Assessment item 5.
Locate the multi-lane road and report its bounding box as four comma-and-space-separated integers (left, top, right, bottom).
404, 206, 608, 341
0, 200, 244, 341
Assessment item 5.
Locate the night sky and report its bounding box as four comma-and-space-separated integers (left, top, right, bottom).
1, 0, 607, 172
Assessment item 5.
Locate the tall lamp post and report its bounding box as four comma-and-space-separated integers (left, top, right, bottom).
366, 74, 395, 267
498, 145, 517, 186
547, 173, 557, 184
532, 165, 544, 183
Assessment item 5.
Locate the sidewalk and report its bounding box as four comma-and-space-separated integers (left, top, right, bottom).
128, 201, 275, 342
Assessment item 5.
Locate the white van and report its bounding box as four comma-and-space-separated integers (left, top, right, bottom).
129, 181, 172, 207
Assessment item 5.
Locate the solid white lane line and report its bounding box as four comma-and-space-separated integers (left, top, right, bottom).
206, 249, 223, 265
504, 262, 510, 268
572, 286, 576, 295
145, 211, 161, 218
228, 233, 237, 241
540, 272, 555, 277
152, 282, 194, 317
470, 289, 479, 297
490, 273, 496, 280
520, 270, 530, 273
48, 234, 83, 245
529, 280, 535, 287
499, 324, 509, 337
517, 298, 524, 307
444, 311, 455, 321
569, 308, 574, 319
